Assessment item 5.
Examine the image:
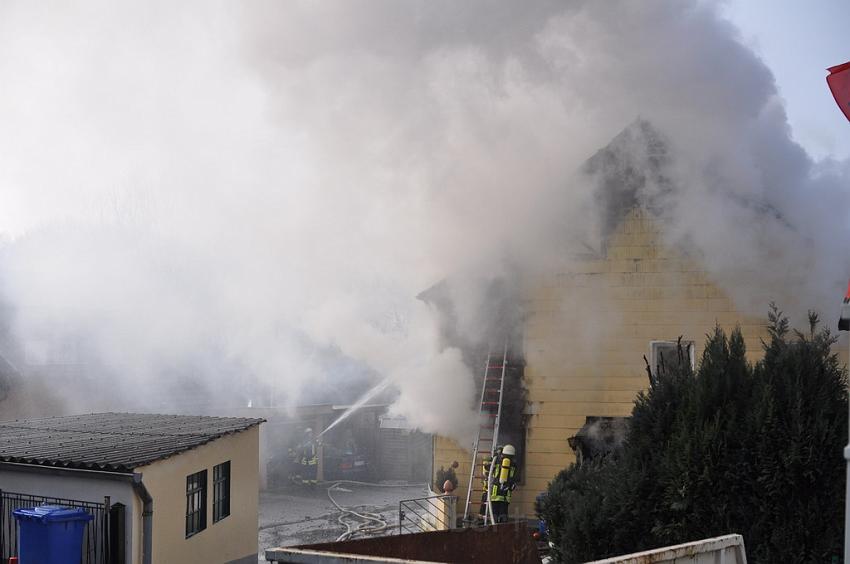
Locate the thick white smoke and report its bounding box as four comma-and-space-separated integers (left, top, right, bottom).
0, 1, 847, 440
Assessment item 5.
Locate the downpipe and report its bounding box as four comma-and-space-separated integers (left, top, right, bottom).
132, 474, 153, 564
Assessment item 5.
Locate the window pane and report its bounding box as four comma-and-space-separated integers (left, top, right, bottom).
650, 341, 694, 373
213, 461, 231, 523
185, 469, 207, 537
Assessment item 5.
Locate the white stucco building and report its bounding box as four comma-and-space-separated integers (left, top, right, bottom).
0, 412, 263, 564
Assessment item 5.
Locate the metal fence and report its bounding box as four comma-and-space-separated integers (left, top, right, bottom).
398, 495, 457, 534
0, 490, 112, 564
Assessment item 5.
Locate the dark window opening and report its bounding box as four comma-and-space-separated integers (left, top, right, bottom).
568, 416, 629, 465
185, 469, 207, 537
213, 461, 231, 523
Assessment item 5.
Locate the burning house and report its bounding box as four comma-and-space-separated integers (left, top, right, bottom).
428, 120, 780, 518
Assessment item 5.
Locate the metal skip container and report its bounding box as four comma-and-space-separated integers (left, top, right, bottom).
12, 505, 94, 564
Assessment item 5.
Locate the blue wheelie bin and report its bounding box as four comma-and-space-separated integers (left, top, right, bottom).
12, 505, 93, 564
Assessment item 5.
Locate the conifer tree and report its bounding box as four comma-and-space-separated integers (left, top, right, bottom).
538, 306, 847, 563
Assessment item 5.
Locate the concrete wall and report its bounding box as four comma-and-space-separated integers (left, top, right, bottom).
587, 533, 747, 563
136, 426, 259, 564
435, 208, 774, 518
0, 468, 140, 563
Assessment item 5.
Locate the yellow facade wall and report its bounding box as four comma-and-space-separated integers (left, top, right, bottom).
435, 208, 774, 518
136, 426, 260, 564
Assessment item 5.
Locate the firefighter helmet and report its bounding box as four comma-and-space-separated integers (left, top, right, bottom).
502, 444, 516, 456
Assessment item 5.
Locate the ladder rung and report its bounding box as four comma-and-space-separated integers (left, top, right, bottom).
464, 345, 508, 523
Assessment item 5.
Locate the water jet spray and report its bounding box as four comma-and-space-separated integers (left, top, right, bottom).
318, 378, 392, 438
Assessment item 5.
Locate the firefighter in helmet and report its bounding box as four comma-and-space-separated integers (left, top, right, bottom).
489, 444, 517, 523
298, 427, 319, 486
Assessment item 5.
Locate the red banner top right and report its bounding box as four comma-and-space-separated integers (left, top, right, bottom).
827, 61, 850, 122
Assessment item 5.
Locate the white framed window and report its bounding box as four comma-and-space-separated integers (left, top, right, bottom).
213, 461, 231, 523
185, 469, 207, 537
649, 340, 695, 374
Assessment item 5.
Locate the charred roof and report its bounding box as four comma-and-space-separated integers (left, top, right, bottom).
582, 118, 673, 242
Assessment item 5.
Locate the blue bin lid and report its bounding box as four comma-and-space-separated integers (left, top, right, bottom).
13, 505, 94, 523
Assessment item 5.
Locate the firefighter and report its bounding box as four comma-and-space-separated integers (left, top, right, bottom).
285, 445, 300, 486
479, 453, 492, 520
479, 446, 503, 521
489, 444, 517, 523
298, 427, 319, 486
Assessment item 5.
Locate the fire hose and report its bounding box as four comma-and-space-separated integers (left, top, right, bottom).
325, 480, 428, 542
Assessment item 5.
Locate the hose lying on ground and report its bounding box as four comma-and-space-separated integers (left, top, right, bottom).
324, 481, 428, 542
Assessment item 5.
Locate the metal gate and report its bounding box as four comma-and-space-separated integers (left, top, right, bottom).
0, 490, 112, 564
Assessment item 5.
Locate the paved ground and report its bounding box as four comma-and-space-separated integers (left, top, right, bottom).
258, 482, 430, 561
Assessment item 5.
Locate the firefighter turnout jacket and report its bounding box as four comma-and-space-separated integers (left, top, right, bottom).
489, 453, 517, 503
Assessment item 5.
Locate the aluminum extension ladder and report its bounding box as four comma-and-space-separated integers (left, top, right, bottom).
461, 342, 508, 525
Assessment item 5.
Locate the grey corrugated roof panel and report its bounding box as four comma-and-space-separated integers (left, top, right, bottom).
0, 412, 265, 473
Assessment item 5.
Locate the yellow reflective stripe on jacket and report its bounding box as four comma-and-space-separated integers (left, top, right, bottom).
489, 483, 507, 502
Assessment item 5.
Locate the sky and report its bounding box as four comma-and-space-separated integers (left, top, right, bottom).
723, 0, 850, 160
